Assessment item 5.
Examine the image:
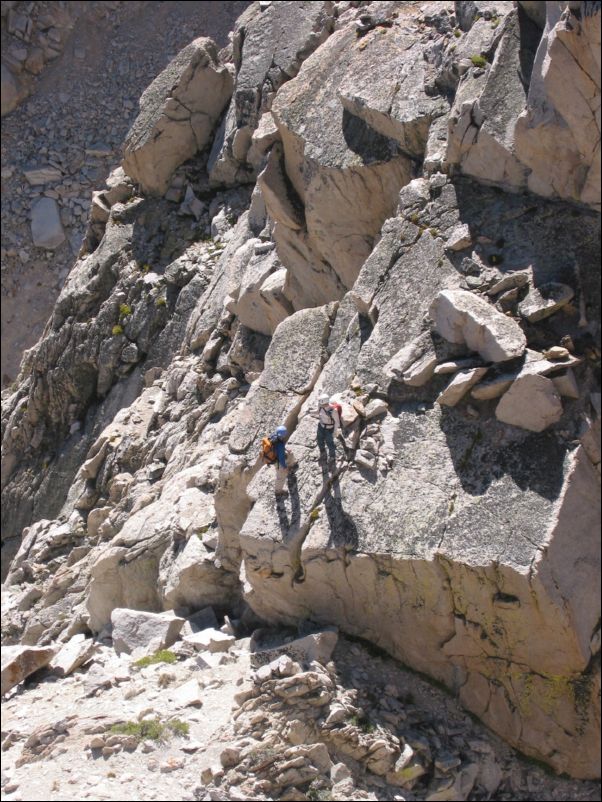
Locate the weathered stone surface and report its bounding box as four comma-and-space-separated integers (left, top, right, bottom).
208, 1, 334, 185
1, 1, 600, 784
123, 38, 233, 195
169, 676, 203, 708
269, 16, 418, 297
495, 374, 563, 432
50, 634, 97, 677
470, 349, 583, 400
552, 369, 580, 400
230, 247, 293, 336
181, 606, 219, 637
23, 165, 63, 185
30, 197, 65, 249
515, 2, 601, 209
437, 367, 488, 406
228, 304, 334, 454
429, 289, 526, 362
183, 627, 235, 652
445, 223, 472, 251
446, 11, 531, 191
517, 282, 574, 322
250, 629, 338, 668
1, 645, 55, 695
1, 63, 20, 116
110, 608, 185, 656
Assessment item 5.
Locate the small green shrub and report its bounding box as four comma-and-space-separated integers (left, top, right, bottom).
109, 716, 188, 743
110, 719, 165, 742
168, 718, 190, 737
119, 303, 132, 317
453, 27, 461, 37
491, 16, 500, 28
309, 508, 320, 522
196, 524, 211, 538
470, 54, 487, 68
155, 296, 167, 307
140, 263, 151, 273
347, 713, 375, 733
133, 649, 177, 668
111, 324, 124, 336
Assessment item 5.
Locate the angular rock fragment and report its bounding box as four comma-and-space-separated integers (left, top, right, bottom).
50, 634, 97, 677
437, 367, 488, 407
445, 223, 472, 251
183, 627, 235, 652
403, 353, 438, 387
495, 374, 563, 431
518, 282, 574, 322
1, 645, 56, 696
111, 609, 185, 656
552, 369, 580, 400
429, 289, 526, 362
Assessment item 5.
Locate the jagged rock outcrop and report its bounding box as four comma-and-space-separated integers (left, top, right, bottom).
208, 0, 335, 186
123, 37, 233, 195
446, 1, 601, 209
1, 0, 600, 784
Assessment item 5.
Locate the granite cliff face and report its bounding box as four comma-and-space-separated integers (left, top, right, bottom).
1, 0, 600, 782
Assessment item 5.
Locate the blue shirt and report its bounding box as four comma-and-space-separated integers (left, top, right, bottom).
273, 437, 287, 468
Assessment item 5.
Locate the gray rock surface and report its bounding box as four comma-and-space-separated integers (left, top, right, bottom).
30, 197, 65, 249
123, 38, 233, 195
429, 289, 526, 362
110, 608, 185, 656
208, 1, 335, 186
495, 373, 564, 431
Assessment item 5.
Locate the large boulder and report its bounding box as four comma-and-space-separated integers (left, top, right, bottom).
110, 608, 185, 656
429, 289, 527, 363
1, 645, 55, 695
30, 197, 65, 249
495, 373, 564, 431
123, 38, 233, 195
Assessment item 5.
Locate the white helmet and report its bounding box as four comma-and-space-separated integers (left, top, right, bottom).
318, 393, 330, 406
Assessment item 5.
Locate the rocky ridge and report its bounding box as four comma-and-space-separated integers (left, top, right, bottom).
1, 0, 601, 791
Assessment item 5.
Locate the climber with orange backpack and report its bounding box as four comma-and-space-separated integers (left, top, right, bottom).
261, 425, 296, 495
317, 393, 342, 467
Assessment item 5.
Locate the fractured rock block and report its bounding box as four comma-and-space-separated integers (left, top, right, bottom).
429, 289, 526, 362
123, 38, 232, 195
1, 645, 56, 696
111, 608, 185, 656
495, 374, 563, 431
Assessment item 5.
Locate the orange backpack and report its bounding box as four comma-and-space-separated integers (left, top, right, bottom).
261, 436, 277, 464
